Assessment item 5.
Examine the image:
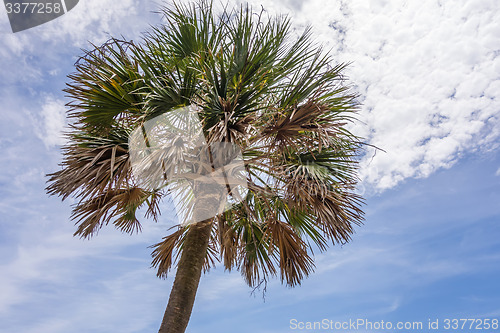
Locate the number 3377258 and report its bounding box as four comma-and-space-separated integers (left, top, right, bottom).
443, 319, 499, 330
5, 2, 62, 14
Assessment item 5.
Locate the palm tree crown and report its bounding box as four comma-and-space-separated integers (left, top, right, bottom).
47, 1, 365, 331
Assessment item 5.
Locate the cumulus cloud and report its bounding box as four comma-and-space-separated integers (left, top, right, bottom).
245, 0, 500, 191
345, 0, 500, 190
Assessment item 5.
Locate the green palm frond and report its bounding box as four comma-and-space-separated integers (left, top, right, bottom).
65, 39, 145, 133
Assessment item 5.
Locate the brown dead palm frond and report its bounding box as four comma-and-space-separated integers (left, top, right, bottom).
261, 100, 325, 149
265, 220, 315, 286
213, 189, 312, 287
151, 223, 221, 279
71, 187, 155, 238
46, 132, 130, 201
281, 160, 364, 245
203, 229, 220, 272
151, 227, 186, 279
216, 214, 240, 271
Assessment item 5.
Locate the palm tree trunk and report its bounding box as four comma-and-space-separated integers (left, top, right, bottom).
158, 218, 213, 333
159, 145, 228, 333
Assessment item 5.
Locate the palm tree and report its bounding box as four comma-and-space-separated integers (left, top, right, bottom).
46, 1, 365, 332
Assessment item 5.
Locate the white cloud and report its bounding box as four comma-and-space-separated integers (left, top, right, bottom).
39, 0, 158, 46
34, 97, 68, 147
0, 0, 158, 85
328, 1, 500, 189
340, 0, 500, 190
496, 167, 500, 176
246, 0, 500, 191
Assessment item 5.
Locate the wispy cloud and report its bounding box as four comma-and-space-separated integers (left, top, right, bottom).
32, 96, 68, 147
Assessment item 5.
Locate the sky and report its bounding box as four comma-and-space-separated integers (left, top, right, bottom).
0, 0, 499, 332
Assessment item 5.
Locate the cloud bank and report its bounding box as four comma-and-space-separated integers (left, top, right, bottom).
244, 0, 500, 190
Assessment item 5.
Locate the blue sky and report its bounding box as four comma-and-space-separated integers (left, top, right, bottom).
1, 0, 500, 332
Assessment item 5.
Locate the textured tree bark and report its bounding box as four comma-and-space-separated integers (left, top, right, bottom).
158, 218, 213, 333
158, 179, 223, 333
